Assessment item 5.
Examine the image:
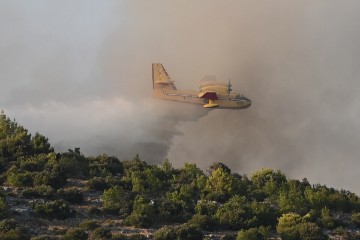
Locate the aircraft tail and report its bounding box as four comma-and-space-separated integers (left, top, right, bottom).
152, 63, 177, 90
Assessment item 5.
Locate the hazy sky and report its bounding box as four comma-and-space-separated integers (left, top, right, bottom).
1, 1, 360, 193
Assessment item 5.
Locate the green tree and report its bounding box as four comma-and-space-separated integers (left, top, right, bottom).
159, 197, 186, 222
0, 113, 32, 161
59, 148, 88, 178
278, 180, 308, 214
102, 186, 132, 216
319, 207, 335, 229
203, 168, 239, 203
6, 166, 33, 187
195, 200, 218, 216
251, 168, 287, 198
209, 162, 231, 174
276, 213, 302, 240
215, 195, 249, 230
19, 154, 47, 172
34, 163, 66, 189
88, 154, 123, 178
125, 195, 155, 227
187, 214, 216, 231
304, 185, 329, 209
31, 133, 53, 155
248, 200, 278, 228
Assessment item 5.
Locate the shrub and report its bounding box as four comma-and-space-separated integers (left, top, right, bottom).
187, 214, 216, 231
0, 197, 8, 219
125, 213, 151, 228
298, 222, 325, 240
59, 148, 89, 178
87, 177, 109, 191
57, 188, 84, 204
21, 185, 55, 199
237, 228, 264, 240
7, 170, 33, 187
92, 227, 112, 240
0, 218, 30, 240
88, 206, 102, 216
63, 227, 88, 240
129, 234, 147, 240
175, 224, 203, 240
30, 236, 51, 240
102, 186, 132, 217
32, 200, 75, 220
153, 224, 203, 240
351, 212, 360, 227
78, 219, 100, 230
153, 225, 176, 240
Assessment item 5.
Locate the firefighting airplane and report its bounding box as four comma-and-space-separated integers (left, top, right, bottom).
152, 63, 251, 109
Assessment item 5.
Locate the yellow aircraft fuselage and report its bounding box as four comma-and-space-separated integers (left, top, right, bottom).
152, 63, 251, 109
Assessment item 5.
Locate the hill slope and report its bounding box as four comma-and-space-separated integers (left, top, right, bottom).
1, 111, 360, 240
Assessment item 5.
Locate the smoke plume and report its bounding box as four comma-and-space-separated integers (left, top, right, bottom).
1, 1, 360, 193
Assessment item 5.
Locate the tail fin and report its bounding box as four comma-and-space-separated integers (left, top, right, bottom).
152, 63, 177, 90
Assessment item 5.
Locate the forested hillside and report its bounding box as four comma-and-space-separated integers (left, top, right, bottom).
1, 111, 360, 240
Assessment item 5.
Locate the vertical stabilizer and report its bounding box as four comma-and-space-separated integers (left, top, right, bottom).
152, 63, 177, 90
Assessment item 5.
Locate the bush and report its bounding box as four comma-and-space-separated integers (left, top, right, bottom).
187, 214, 216, 231
59, 148, 89, 178
88, 154, 123, 178
21, 185, 55, 199
92, 227, 112, 240
88, 206, 102, 216
0, 197, 8, 219
63, 227, 87, 240
351, 212, 360, 227
102, 186, 132, 217
112, 233, 128, 240
33, 165, 66, 189
298, 222, 325, 240
237, 228, 264, 240
0, 219, 30, 240
57, 188, 84, 204
175, 224, 203, 240
87, 177, 109, 191
78, 219, 100, 230
153, 225, 176, 240
125, 213, 152, 228
7, 170, 33, 187
30, 236, 51, 240
32, 200, 75, 220
128, 234, 147, 240
153, 224, 203, 240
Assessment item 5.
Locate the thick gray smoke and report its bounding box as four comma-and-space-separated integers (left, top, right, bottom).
1, 1, 360, 193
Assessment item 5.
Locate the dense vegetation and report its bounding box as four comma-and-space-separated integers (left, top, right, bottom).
1, 111, 360, 239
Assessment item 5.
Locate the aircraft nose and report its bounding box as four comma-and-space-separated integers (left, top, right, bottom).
243, 98, 251, 108
246, 100, 251, 107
